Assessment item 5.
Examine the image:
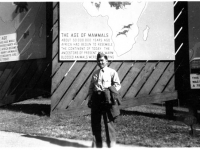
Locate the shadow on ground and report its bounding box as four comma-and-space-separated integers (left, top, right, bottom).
22, 134, 89, 148
120, 109, 189, 122
0, 103, 192, 121
0, 101, 197, 124
0, 103, 50, 116
120, 110, 167, 119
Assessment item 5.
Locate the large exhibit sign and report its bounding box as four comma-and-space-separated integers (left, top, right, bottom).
188, 3, 200, 89
60, 2, 175, 61
0, 2, 46, 63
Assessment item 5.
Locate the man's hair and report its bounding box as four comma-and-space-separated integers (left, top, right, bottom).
97, 52, 108, 60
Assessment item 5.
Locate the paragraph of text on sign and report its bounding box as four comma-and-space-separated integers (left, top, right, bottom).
60, 32, 114, 60
0, 33, 19, 62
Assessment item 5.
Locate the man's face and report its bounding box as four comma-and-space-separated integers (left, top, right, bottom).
97, 56, 108, 69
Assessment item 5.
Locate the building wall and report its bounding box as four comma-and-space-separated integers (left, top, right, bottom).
0, 2, 53, 106
0, 2, 191, 117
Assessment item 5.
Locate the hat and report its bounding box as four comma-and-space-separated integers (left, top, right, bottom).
97, 52, 107, 59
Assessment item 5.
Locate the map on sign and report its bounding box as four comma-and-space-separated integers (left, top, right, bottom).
60, 1, 175, 60
83, 1, 147, 56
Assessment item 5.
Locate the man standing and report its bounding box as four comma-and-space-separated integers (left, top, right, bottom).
88, 52, 121, 148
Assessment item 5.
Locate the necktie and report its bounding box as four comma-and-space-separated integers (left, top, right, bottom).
98, 69, 104, 90
98, 69, 103, 82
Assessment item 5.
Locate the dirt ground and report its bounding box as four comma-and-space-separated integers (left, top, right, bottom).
0, 131, 137, 149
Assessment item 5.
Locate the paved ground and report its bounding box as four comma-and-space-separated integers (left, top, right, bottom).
0, 131, 137, 149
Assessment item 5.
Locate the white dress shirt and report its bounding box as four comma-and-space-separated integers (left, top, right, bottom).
88, 66, 121, 98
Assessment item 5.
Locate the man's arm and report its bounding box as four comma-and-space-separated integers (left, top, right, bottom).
87, 76, 94, 108
112, 70, 121, 91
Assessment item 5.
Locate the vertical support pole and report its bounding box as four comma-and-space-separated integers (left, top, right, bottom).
165, 100, 174, 119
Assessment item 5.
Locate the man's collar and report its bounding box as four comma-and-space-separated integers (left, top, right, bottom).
101, 66, 108, 72
102, 66, 108, 70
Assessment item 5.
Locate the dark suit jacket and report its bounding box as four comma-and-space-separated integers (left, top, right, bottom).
104, 86, 122, 118
88, 86, 122, 119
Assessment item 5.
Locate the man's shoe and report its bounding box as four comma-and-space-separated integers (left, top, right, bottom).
108, 141, 116, 148
92, 141, 103, 148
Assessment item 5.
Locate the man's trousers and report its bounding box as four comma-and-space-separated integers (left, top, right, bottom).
91, 92, 116, 148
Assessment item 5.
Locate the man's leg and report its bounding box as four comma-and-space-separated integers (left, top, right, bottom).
103, 111, 116, 148
91, 109, 102, 148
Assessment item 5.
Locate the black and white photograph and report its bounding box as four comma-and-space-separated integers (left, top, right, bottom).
0, 1, 199, 149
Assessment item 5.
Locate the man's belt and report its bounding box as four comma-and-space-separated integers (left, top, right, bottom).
95, 91, 103, 95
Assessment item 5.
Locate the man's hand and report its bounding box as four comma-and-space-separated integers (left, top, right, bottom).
87, 99, 92, 108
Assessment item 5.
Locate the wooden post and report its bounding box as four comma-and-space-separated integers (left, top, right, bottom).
165, 100, 174, 119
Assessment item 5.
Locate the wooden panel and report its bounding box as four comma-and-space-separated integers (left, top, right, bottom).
0, 61, 24, 100
121, 91, 177, 109
120, 62, 145, 97
109, 62, 122, 71
52, 21, 58, 43
52, 54, 61, 77
33, 32, 53, 90
0, 63, 8, 78
52, 3, 59, 58
124, 62, 157, 98
21, 61, 48, 95
117, 62, 133, 82
0, 60, 34, 105
59, 62, 96, 109
69, 62, 97, 108
52, 3, 58, 51
53, 3, 59, 24
52, 36, 59, 58
51, 30, 60, 77
139, 62, 169, 95
52, 91, 177, 117
0, 94, 16, 106
51, 62, 85, 111
51, 62, 73, 93
0, 62, 16, 90
76, 64, 98, 106
163, 76, 175, 92
9, 61, 39, 97
151, 62, 174, 94
53, 2, 58, 8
